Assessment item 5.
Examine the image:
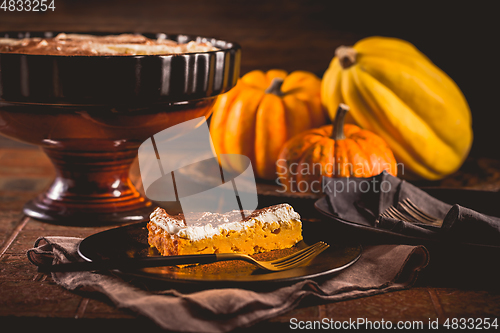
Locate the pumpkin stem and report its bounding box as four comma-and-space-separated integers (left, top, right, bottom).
265, 78, 285, 96
332, 103, 350, 140
335, 46, 357, 69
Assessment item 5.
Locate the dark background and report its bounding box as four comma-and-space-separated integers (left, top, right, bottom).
1, 0, 498, 158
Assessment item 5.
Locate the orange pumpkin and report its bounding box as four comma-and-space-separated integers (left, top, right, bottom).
210, 69, 327, 180
277, 104, 397, 193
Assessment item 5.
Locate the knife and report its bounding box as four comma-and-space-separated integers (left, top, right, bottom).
39, 254, 219, 272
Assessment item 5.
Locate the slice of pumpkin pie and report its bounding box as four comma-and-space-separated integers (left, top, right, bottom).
147, 203, 303, 256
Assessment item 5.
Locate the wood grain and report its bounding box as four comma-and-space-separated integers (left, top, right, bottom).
0, 146, 499, 328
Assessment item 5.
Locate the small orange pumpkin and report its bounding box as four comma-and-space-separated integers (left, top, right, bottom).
210, 69, 327, 180
277, 104, 397, 193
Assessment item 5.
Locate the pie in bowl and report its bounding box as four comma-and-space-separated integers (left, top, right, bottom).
147, 203, 303, 256
0, 33, 218, 55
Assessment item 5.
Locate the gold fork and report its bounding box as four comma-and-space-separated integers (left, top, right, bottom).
399, 198, 443, 226
377, 198, 442, 226
215, 241, 330, 271
42, 241, 330, 272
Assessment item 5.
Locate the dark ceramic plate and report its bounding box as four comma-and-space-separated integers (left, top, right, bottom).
77, 222, 362, 285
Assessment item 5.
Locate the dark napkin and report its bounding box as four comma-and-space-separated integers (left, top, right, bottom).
323, 171, 500, 245
27, 236, 428, 333
442, 205, 500, 245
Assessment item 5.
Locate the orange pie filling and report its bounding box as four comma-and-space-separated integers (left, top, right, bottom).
147, 203, 303, 256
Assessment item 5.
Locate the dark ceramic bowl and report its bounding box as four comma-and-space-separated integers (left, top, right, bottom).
0, 31, 241, 225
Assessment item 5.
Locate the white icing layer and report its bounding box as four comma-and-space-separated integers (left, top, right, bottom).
149, 204, 301, 241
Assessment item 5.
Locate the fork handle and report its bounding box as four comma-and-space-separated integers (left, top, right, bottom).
39, 254, 219, 272
216, 253, 251, 262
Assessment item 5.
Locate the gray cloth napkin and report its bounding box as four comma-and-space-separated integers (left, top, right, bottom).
442, 205, 500, 245
27, 236, 429, 333
323, 171, 500, 245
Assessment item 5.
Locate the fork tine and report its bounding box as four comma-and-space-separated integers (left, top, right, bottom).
214, 242, 331, 272
378, 200, 443, 227
277, 243, 329, 267
402, 198, 440, 222
401, 199, 442, 226
274, 243, 330, 269
380, 211, 392, 220
386, 206, 399, 219
377, 205, 400, 223
380, 205, 417, 223
274, 248, 326, 270
269, 242, 323, 264
277, 243, 329, 266
388, 206, 414, 222
273, 242, 325, 265
275, 250, 327, 269
387, 206, 399, 218
381, 210, 391, 219
378, 209, 392, 222
399, 201, 432, 223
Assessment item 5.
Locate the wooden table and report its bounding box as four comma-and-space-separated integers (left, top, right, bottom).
1, 135, 499, 332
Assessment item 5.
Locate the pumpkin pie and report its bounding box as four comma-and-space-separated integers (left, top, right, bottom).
147, 203, 303, 256
0, 33, 218, 56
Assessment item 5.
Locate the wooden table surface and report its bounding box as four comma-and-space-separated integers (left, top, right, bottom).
0, 135, 499, 332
